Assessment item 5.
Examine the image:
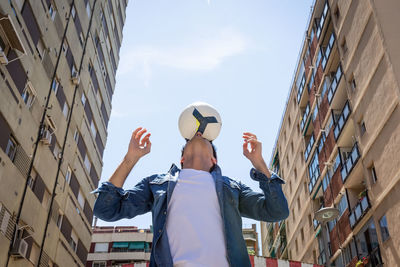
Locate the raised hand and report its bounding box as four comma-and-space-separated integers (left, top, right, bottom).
126, 127, 152, 162
243, 132, 271, 177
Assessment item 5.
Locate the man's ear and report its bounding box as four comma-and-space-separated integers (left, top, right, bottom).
211, 157, 217, 165
180, 157, 184, 166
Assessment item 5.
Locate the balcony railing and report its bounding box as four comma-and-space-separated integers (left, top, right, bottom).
316, 1, 329, 39
321, 33, 335, 70
334, 101, 351, 140
301, 103, 311, 131
349, 194, 370, 228
341, 143, 360, 182
327, 64, 343, 103
368, 245, 384, 266
304, 134, 315, 161
297, 73, 306, 103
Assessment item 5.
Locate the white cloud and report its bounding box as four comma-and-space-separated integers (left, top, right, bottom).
117, 28, 248, 85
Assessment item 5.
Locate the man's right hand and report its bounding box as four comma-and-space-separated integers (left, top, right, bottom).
125, 127, 152, 162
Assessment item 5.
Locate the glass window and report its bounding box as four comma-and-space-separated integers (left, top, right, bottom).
86, 2, 91, 17
6, 136, 17, 161
77, 189, 85, 209
338, 194, 348, 217
51, 78, 59, 94
62, 102, 69, 118
379, 215, 390, 242
84, 154, 91, 172
70, 230, 78, 252
66, 166, 72, 184
94, 243, 109, 253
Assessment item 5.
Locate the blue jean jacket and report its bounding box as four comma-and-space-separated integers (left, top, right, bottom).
91, 164, 289, 267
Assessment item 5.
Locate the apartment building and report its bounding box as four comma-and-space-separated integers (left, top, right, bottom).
0, 0, 127, 266
86, 226, 152, 267
243, 224, 259, 256
261, 0, 400, 266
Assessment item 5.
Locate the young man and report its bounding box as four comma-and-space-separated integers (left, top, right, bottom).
92, 127, 289, 267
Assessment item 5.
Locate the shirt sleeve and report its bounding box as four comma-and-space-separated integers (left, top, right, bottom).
90, 177, 154, 222
238, 168, 289, 222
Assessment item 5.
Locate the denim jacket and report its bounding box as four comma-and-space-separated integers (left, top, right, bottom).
91, 164, 289, 267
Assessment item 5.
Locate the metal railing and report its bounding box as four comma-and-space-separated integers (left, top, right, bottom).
349, 193, 370, 228
333, 101, 351, 140
340, 143, 360, 182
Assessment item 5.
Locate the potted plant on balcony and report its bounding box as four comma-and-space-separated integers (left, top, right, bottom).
358, 190, 367, 201
355, 256, 369, 267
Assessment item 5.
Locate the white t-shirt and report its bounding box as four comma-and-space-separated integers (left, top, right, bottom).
165, 168, 229, 267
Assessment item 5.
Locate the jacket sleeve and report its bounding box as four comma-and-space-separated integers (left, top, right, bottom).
238, 168, 289, 222
90, 176, 154, 222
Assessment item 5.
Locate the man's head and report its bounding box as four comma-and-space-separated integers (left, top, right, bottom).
180, 132, 217, 172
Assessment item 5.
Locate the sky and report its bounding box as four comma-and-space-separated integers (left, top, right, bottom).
96, 0, 314, 234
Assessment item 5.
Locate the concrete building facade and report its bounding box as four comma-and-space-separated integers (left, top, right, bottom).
86, 226, 152, 267
261, 0, 400, 266
0, 0, 127, 266
243, 224, 259, 256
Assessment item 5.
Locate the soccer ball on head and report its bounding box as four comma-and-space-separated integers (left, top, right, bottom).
178, 102, 222, 141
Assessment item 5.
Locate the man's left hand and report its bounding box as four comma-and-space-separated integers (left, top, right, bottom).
243, 132, 271, 177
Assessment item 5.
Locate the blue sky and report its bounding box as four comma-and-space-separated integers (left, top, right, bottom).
96, 0, 313, 231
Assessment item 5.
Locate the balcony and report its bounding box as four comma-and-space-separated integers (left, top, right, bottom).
300, 103, 310, 131
333, 101, 351, 140
349, 193, 370, 229
327, 64, 343, 104
321, 33, 335, 70
340, 143, 360, 182
297, 73, 307, 103
304, 134, 315, 161
316, 1, 330, 39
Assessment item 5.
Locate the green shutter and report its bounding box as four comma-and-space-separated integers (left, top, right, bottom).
128, 242, 145, 249
112, 242, 129, 248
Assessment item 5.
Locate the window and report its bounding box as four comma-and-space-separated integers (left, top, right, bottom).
28, 169, 37, 189
84, 154, 91, 172
48, 3, 56, 20
341, 38, 348, 53
96, 89, 102, 106
359, 120, 366, 136
338, 194, 348, 218
86, 1, 91, 17
370, 165, 378, 183
351, 77, 357, 91
51, 78, 59, 94
334, 6, 340, 21
301, 228, 304, 242
56, 212, 63, 228
308, 214, 312, 227
6, 136, 17, 161
295, 239, 298, 253
73, 129, 79, 142
81, 92, 86, 105
79, 32, 85, 46
71, 5, 76, 20
93, 262, 106, 267
77, 189, 85, 209
90, 121, 97, 137
94, 243, 109, 253
379, 215, 390, 242
71, 64, 77, 76
62, 40, 68, 55
70, 230, 78, 252
53, 142, 61, 159
297, 197, 301, 210
66, 166, 72, 184
22, 81, 37, 108
62, 102, 69, 118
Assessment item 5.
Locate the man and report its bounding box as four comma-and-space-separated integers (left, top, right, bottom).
92, 127, 289, 267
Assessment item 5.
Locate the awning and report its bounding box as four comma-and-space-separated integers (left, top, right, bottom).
0, 13, 26, 53
112, 242, 129, 248
128, 242, 145, 250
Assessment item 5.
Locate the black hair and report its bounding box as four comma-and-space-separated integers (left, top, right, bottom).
180, 140, 217, 171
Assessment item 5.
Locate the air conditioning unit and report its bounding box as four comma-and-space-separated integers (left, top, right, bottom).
10, 238, 28, 258
41, 129, 52, 145
0, 50, 9, 65
71, 71, 80, 85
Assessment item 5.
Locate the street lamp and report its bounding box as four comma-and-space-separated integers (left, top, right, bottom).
314, 207, 340, 267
